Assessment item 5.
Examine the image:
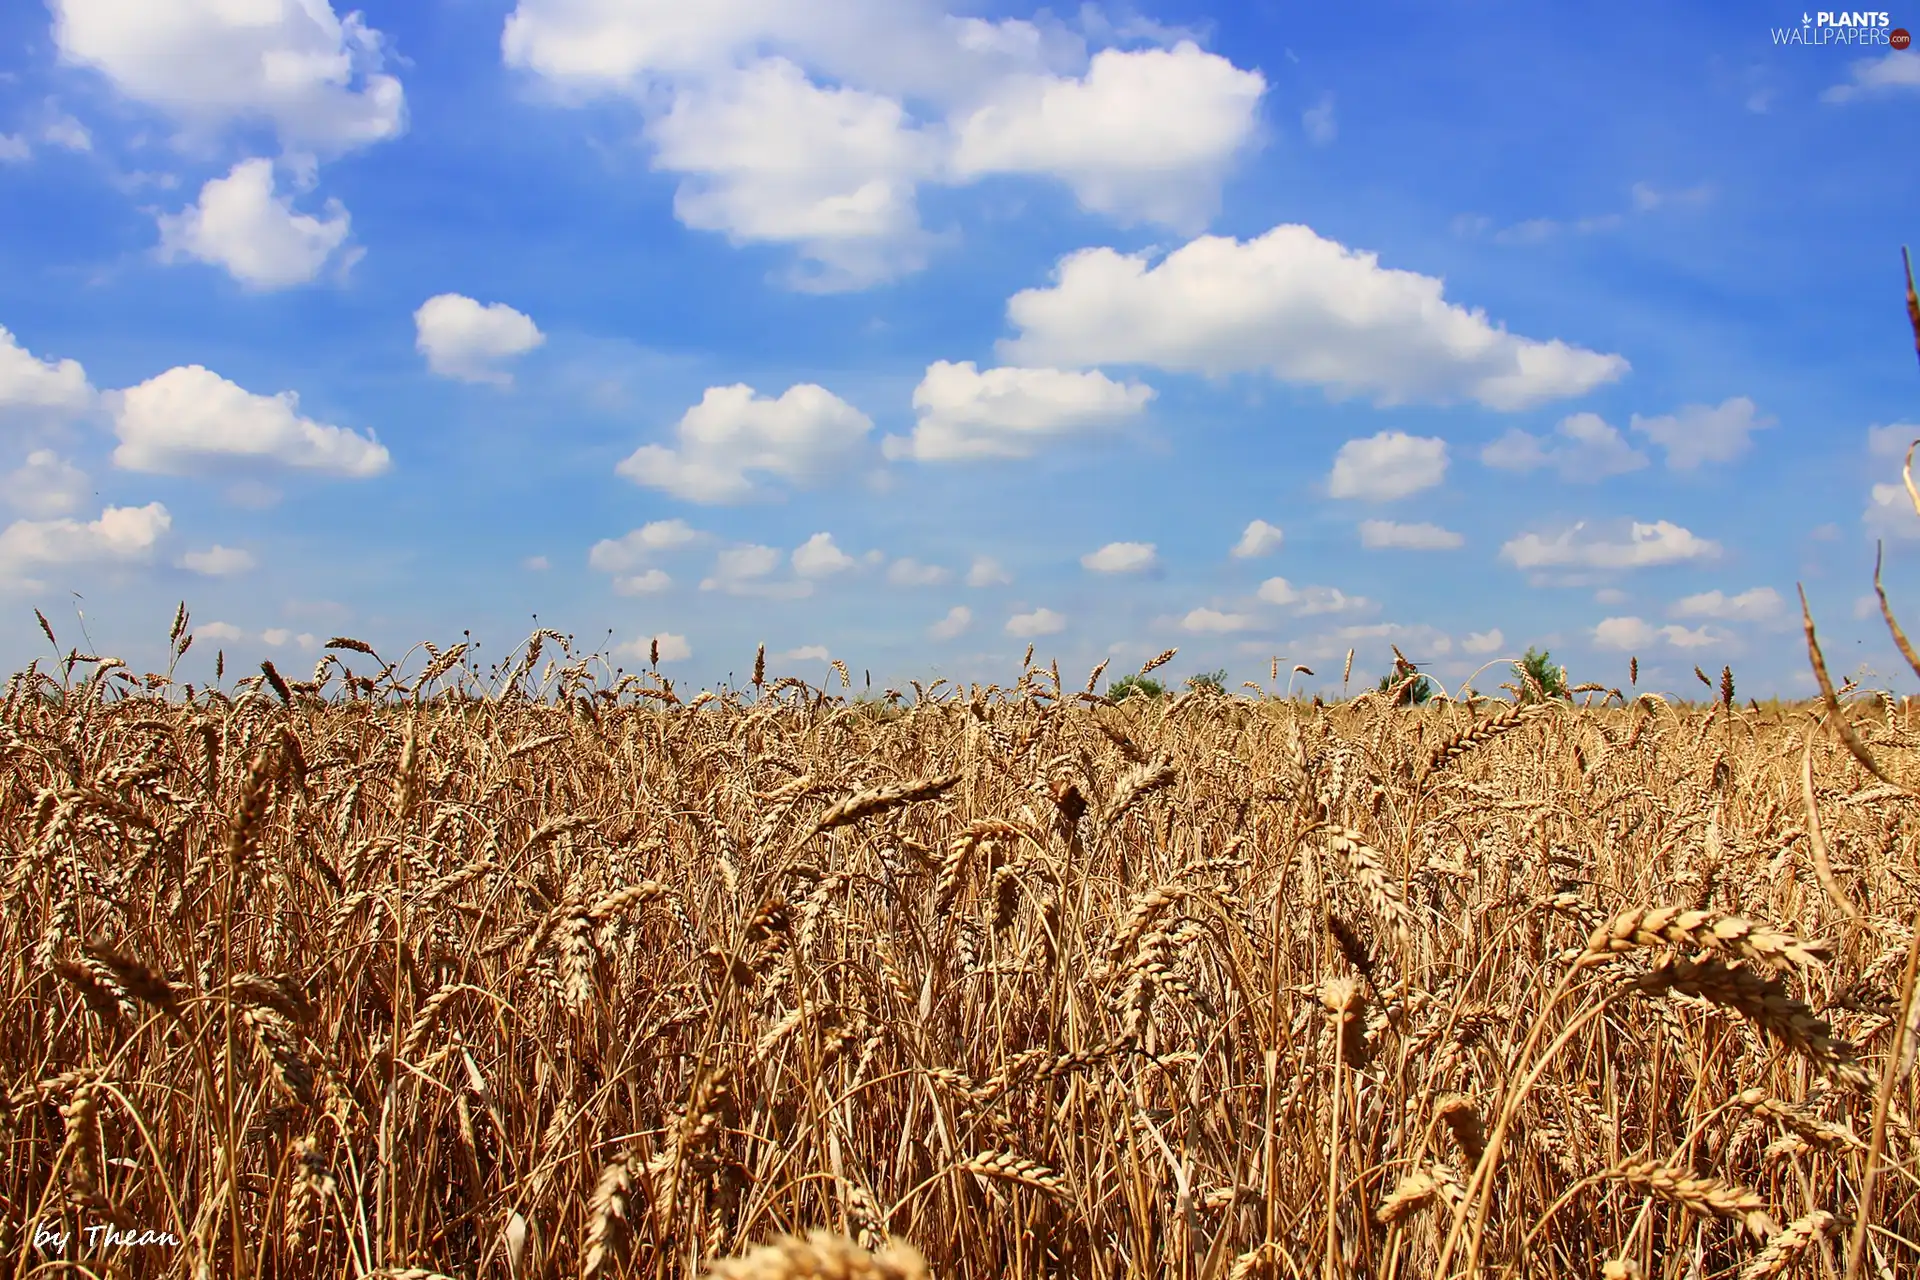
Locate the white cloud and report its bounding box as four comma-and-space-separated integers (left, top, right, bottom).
156, 160, 353, 290
501, 5, 1266, 285
949, 42, 1265, 229
524, 555, 550, 570
1592, 616, 1656, 650
648, 58, 939, 291
1866, 483, 1920, 539
180, 544, 254, 576
966, 555, 1011, 587
199, 620, 245, 641
588, 520, 702, 573
110, 364, 390, 477
1081, 541, 1157, 573
1500, 520, 1720, 572
43, 114, 92, 152
1461, 628, 1503, 655
613, 569, 671, 595
792, 532, 856, 577
1181, 607, 1254, 633
1006, 606, 1066, 636
1822, 49, 1920, 102
1670, 587, 1783, 622
929, 604, 971, 639
0, 134, 29, 163
0, 327, 93, 414
1868, 423, 1920, 459
1, 451, 88, 518
261, 628, 291, 646
414, 294, 544, 385
1480, 412, 1648, 481
1231, 519, 1284, 558
1629, 397, 1772, 470
1328, 432, 1447, 501
888, 361, 1153, 461
615, 631, 691, 662
1301, 92, 1335, 145
617, 382, 872, 502
1258, 577, 1371, 616
1594, 587, 1629, 605
700, 544, 812, 598
1358, 519, 1463, 550
1593, 616, 1728, 651
781, 644, 832, 662
888, 557, 949, 586
52, 0, 405, 155
1001, 224, 1628, 410
0, 502, 169, 584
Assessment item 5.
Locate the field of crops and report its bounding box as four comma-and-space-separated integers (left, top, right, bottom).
3, 621, 1918, 1279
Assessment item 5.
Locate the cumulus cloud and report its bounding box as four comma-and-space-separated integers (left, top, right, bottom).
781, 645, 832, 662
1358, 519, 1463, 550
258, 628, 319, 651
1258, 577, 1370, 616
888, 557, 949, 586
1822, 49, 1920, 102
1181, 607, 1254, 633
1301, 92, 1336, 145
887, 361, 1153, 461
414, 294, 544, 385
967, 555, 1011, 587
1480, 411, 1648, 481
1081, 541, 1157, 573
1670, 587, 1783, 622
523, 555, 550, 570
588, 519, 701, 573
615, 631, 691, 662
1006, 606, 1066, 636
109, 365, 389, 477
700, 544, 811, 598
52, 0, 405, 156
948, 42, 1265, 229
1868, 423, 1920, 459
1328, 432, 1447, 501
929, 604, 972, 639
180, 544, 254, 576
198, 620, 245, 641
1500, 521, 1720, 572
1, 451, 88, 518
1629, 397, 1772, 470
0, 327, 94, 414
501, 4, 1267, 286
648, 58, 940, 291
792, 532, 856, 577
1592, 616, 1655, 650
1593, 616, 1728, 651
613, 569, 671, 595
1866, 482, 1920, 539
1231, 519, 1283, 558
617, 383, 872, 502
0, 502, 169, 585
43, 114, 92, 152
1461, 628, 1504, 655
156, 160, 354, 290
0, 134, 29, 163
1000, 224, 1628, 410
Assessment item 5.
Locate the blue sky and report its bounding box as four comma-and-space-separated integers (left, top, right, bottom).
0, 1, 1916, 698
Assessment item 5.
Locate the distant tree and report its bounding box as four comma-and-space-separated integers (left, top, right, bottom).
1108, 674, 1167, 702
1184, 668, 1227, 694
1512, 647, 1569, 702
1376, 671, 1436, 705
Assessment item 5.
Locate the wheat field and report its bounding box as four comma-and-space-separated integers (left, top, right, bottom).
2, 612, 1919, 1280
